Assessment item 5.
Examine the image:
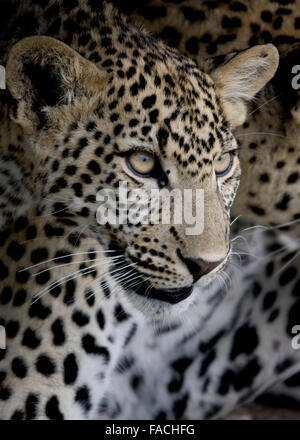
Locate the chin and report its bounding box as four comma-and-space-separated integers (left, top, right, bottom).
124, 286, 198, 321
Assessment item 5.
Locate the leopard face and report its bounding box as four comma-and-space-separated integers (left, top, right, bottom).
2, 6, 278, 317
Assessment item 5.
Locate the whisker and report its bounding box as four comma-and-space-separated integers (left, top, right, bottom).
20, 250, 119, 272
274, 250, 300, 277
236, 132, 285, 138
230, 215, 242, 226
247, 93, 282, 117
33, 255, 123, 277
231, 251, 259, 259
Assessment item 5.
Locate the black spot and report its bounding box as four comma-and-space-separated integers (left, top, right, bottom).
292, 278, 300, 297
51, 318, 66, 346
0, 387, 11, 400
260, 173, 270, 182
218, 369, 236, 395
0, 260, 9, 280
149, 109, 159, 123
1, 286, 12, 305
285, 371, 300, 387
22, 328, 41, 349
265, 262, 274, 277
171, 357, 193, 374
0, 371, 6, 384
11, 357, 28, 378
100, 280, 111, 298
36, 354, 56, 376
87, 160, 101, 175
199, 350, 216, 376
31, 248, 49, 264
36, 269, 50, 285
130, 374, 143, 391
275, 358, 294, 374
261, 10, 273, 22
249, 205, 265, 216
186, 37, 199, 54
6, 320, 19, 338
6, 241, 25, 261
279, 266, 297, 286
173, 393, 188, 419
85, 288, 95, 306
63, 353, 78, 385
159, 26, 182, 48
25, 393, 39, 420
0, 227, 10, 247
28, 299, 51, 320
142, 94, 156, 109
114, 303, 130, 322
230, 324, 259, 360
268, 308, 280, 323
234, 358, 261, 391
13, 288, 27, 306
11, 410, 24, 420
276, 194, 291, 211
72, 310, 90, 326
63, 279, 76, 305
168, 376, 183, 393
81, 334, 110, 362
114, 124, 124, 136
287, 172, 299, 184
54, 250, 72, 264
263, 290, 277, 311
14, 216, 28, 232
96, 308, 105, 330
230, 1, 247, 12
45, 396, 64, 420
75, 385, 91, 412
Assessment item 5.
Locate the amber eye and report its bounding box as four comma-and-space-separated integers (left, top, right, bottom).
126, 150, 156, 177
215, 152, 234, 177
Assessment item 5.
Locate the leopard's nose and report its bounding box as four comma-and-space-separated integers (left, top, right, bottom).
177, 249, 224, 282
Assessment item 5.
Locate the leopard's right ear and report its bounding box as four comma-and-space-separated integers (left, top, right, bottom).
6, 36, 107, 132
209, 44, 279, 127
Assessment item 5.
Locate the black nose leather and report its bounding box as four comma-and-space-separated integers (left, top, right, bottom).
177, 250, 223, 282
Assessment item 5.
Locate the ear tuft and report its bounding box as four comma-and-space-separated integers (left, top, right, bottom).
211, 44, 279, 127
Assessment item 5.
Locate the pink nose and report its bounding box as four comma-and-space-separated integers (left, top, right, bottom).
183, 256, 223, 282
177, 249, 224, 282
192, 258, 222, 276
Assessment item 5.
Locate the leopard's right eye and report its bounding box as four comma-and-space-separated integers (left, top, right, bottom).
126, 150, 156, 177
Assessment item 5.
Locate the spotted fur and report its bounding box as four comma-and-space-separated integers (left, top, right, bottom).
0, 0, 299, 421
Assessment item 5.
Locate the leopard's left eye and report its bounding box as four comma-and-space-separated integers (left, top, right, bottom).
215, 152, 234, 177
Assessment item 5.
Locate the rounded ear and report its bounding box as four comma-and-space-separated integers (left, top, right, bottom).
210, 44, 279, 127
6, 36, 107, 131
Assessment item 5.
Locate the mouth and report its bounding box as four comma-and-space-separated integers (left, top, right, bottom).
131, 283, 193, 304
109, 244, 194, 304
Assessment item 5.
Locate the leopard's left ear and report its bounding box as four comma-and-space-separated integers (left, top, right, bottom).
6, 36, 107, 132
211, 44, 279, 127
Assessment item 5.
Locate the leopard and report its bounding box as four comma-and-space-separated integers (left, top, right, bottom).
0, 0, 299, 421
